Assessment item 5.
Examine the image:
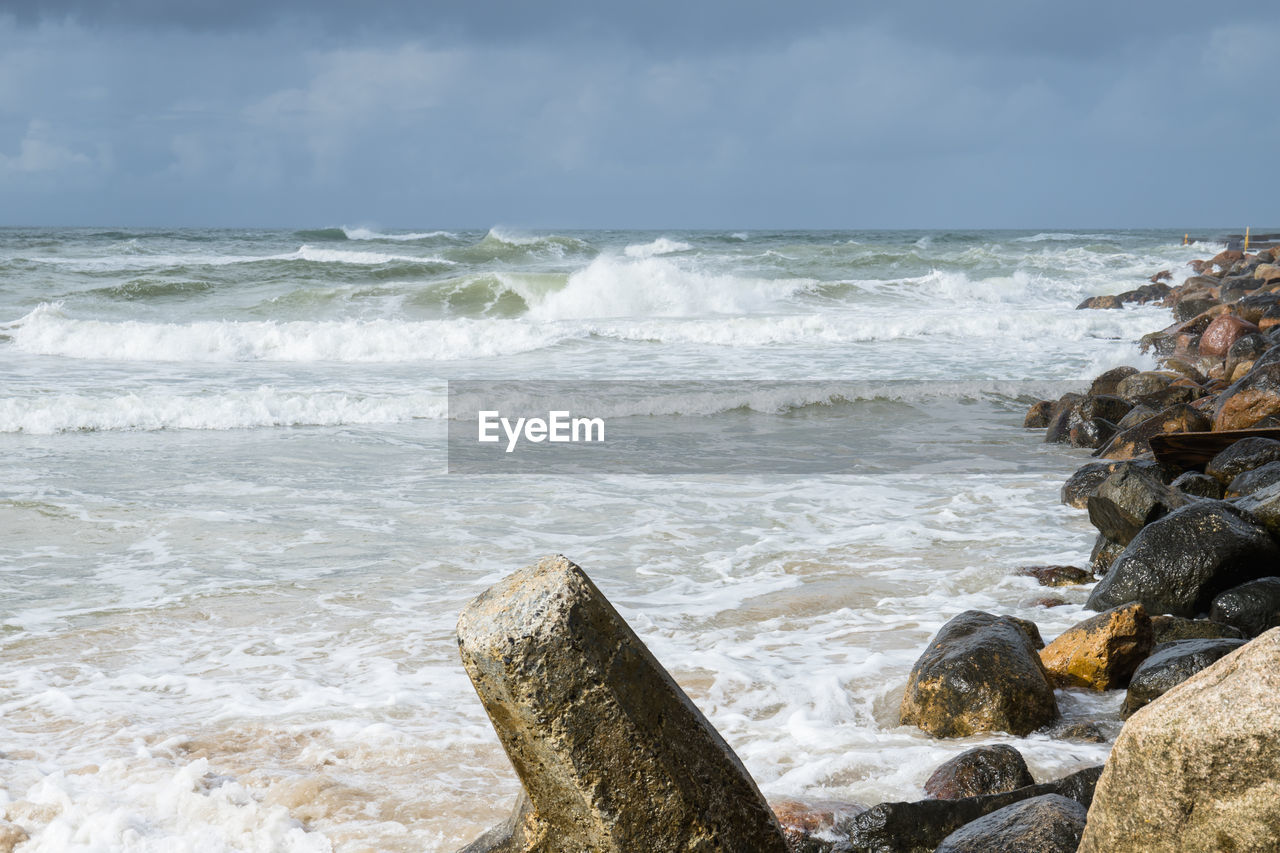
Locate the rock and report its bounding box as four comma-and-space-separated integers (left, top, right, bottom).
1086, 464, 1189, 545
1022, 400, 1052, 429
923, 745, 1035, 800
1089, 533, 1126, 577
1114, 403, 1156, 429
455, 555, 788, 853
1149, 614, 1245, 644
1093, 403, 1211, 460
1039, 603, 1153, 690
1209, 577, 1280, 637
1088, 366, 1139, 397
933, 794, 1086, 853
1213, 358, 1280, 429
1227, 332, 1271, 361
771, 799, 867, 853
1150, 270, 1172, 283
1061, 461, 1121, 508
1024, 595, 1068, 608
1085, 500, 1280, 616
898, 611, 1057, 738
1050, 721, 1111, 743
1210, 249, 1245, 269
1080, 630, 1280, 853
1226, 460, 1280, 497
1120, 638, 1247, 717
1173, 296, 1219, 323
1115, 371, 1174, 402
844, 766, 1102, 853
1077, 294, 1122, 310
1234, 481, 1280, 536
1042, 393, 1085, 444
1162, 357, 1209, 384
1015, 565, 1091, 587
1233, 293, 1280, 325
1170, 470, 1223, 499
1255, 262, 1280, 283
1204, 436, 1280, 484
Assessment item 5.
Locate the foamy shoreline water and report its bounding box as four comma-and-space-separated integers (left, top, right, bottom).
0, 228, 1214, 850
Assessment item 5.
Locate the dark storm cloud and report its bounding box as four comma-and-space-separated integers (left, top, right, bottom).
0, 1, 1277, 227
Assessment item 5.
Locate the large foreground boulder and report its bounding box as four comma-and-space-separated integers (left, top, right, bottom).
1204, 436, 1280, 484
1086, 465, 1189, 545
843, 766, 1102, 853
898, 611, 1057, 738
1085, 501, 1280, 616
933, 794, 1086, 853
455, 555, 788, 853
923, 745, 1034, 800
1079, 629, 1280, 853
1039, 603, 1153, 690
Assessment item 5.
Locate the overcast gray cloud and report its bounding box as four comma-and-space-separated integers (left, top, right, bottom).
0, 1, 1277, 227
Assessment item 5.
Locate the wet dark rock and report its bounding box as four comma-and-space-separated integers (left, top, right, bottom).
1162, 357, 1209, 385
898, 611, 1057, 738
1061, 461, 1121, 509
1086, 464, 1189, 545
1088, 366, 1138, 397
1227, 332, 1271, 362
839, 766, 1102, 853
1233, 481, 1280, 536
1149, 614, 1245, 644
455, 555, 788, 853
933, 794, 1087, 853
1226, 460, 1280, 497
1022, 400, 1052, 429
1085, 500, 1280, 616
1170, 470, 1223, 499
1042, 393, 1085, 444
1204, 436, 1280, 484
1174, 297, 1219, 323
923, 745, 1034, 800
1121, 638, 1247, 717
1114, 403, 1156, 429
1015, 565, 1091, 587
1236, 291, 1280, 324
1209, 577, 1280, 637
1088, 533, 1125, 577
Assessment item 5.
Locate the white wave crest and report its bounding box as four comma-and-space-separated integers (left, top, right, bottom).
8, 303, 571, 362
528, 255, 814, 320
294, 245, 455, 266
624, 238, 693, 258
0, 388, 447, 433
342, 227, 457, 241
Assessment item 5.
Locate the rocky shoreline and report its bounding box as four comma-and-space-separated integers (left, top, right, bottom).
450, 243, 1280, 853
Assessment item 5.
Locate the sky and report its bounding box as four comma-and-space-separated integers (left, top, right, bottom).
1, 1, 1277, 229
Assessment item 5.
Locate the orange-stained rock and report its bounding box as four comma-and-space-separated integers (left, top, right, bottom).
1198, 314, 1259, 358
1214, 359, 1280, 430
771, 798, 867, 851
1095, 403, 1211, 460
1210, 249, 1244, 270
1039, 603, 1154, 690
1254, 263, 1280, 284
1231, 360, 1257, 382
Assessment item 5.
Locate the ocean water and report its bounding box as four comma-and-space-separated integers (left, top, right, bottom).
0, 227, 1209, 851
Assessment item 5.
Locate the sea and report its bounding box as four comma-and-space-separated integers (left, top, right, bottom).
0, 227, 1211, 851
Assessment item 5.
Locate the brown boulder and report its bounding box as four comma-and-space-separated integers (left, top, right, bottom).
1077, 294, 1122, 310
1039, 603, 1154, 690
899, 611, 1058, 738
1209, 249, 1244, 270
1254, 262, 1280, 284
1078, 629, 1280, 853
1023, 400, 1052, 428
1088, 365, 1139, 397
1015, 565, 1092, 587
1198, 314, 1259, 358
1213, 358, 1280, 430
771, 798, 866, 853
455, 556, 788, 853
